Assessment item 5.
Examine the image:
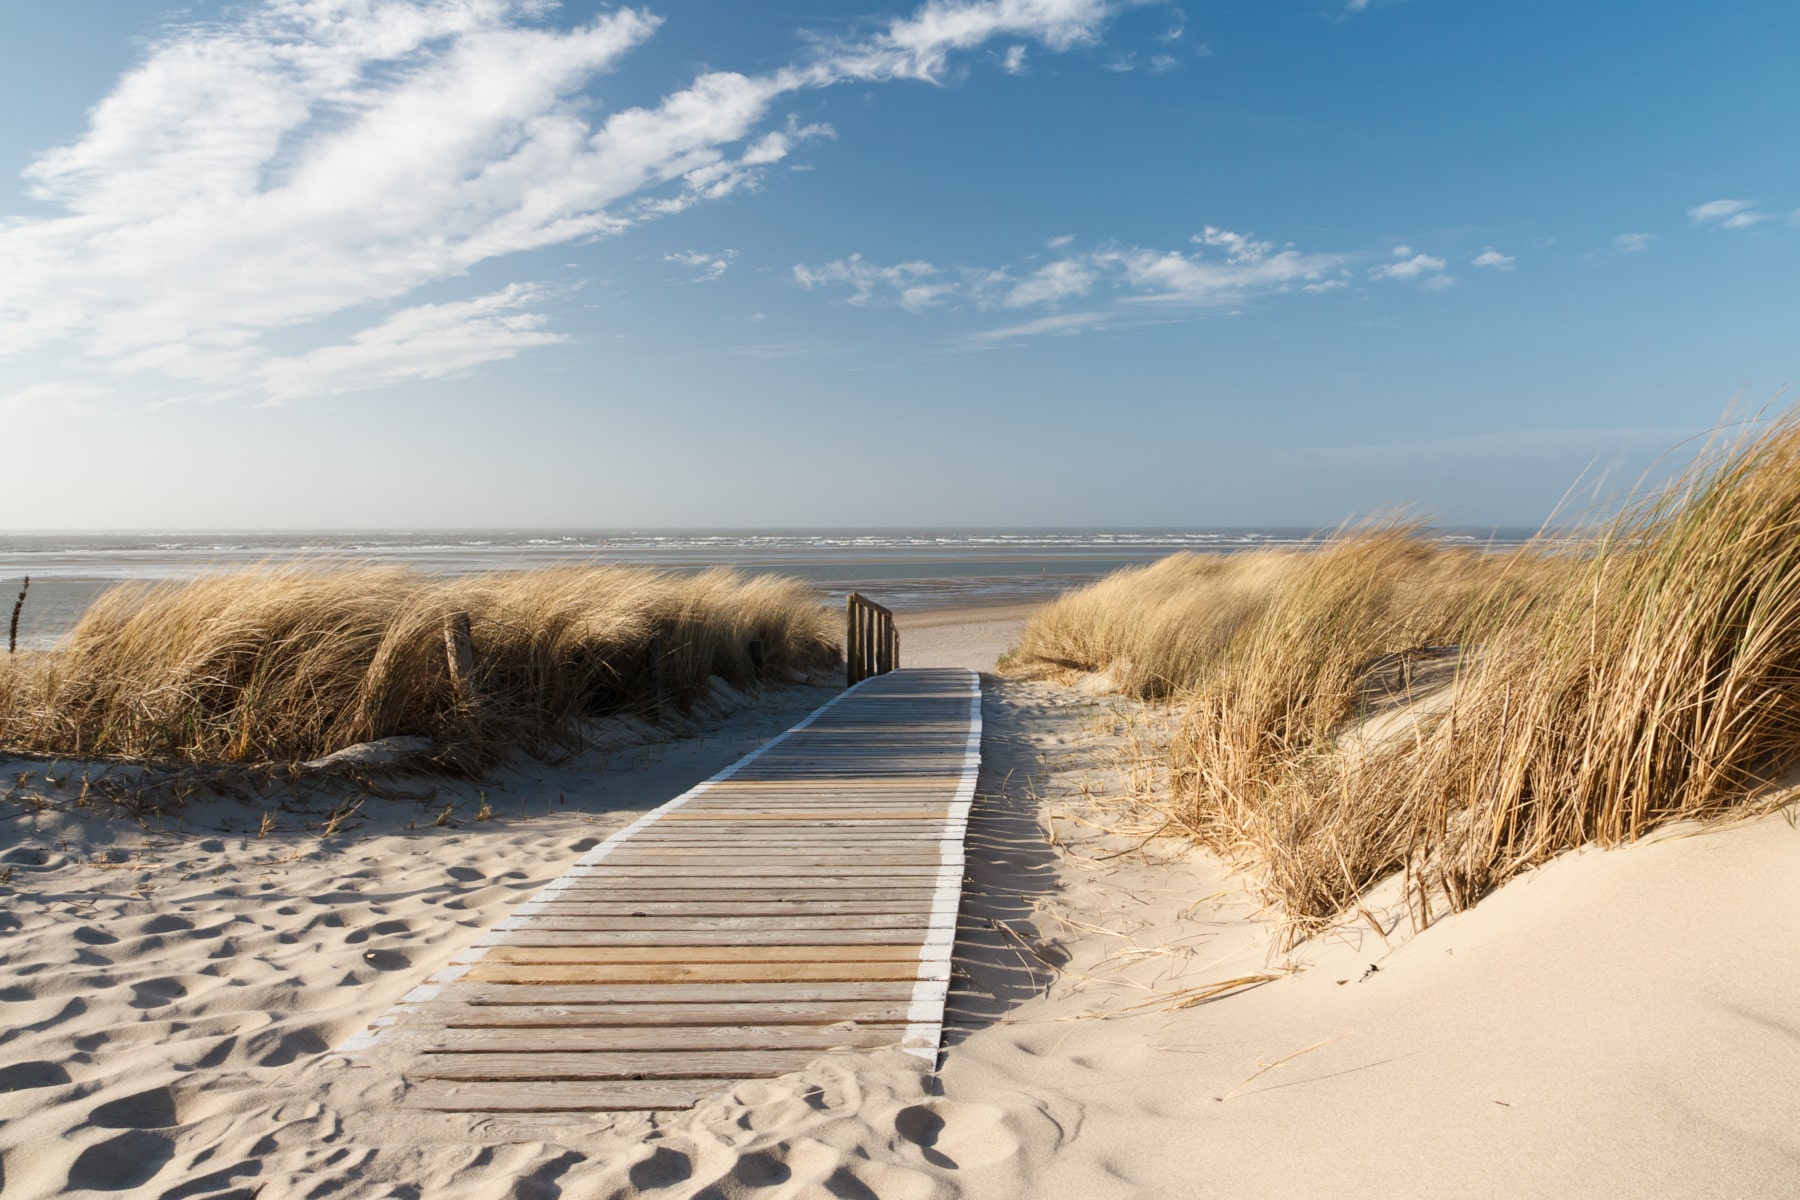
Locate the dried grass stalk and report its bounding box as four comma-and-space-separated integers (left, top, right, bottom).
0, 565, 838, 772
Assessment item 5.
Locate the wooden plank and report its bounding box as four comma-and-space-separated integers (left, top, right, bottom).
478, 945, 924, 965
415, 1051, 835, 1082
464, 961, 927, 985
546, 877, 949, 892
440, 981, 921, 1006
423, 1024, 901, 1052
486, 928, 924, 946
514, 902, 937, 916
437, 1002, 913, 1027
562, 864, 951, 878
501, 915, 934, 933
404, 1079, 741, 1111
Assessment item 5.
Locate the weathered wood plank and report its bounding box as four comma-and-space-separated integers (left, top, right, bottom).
513, 901, 938, 916
404, 1079, 743, 1111
501, 915, 935, 933
464, 960, 928, 985
486, 928, 924, 946
477, 944, 924, 964
545, 878, 949, 892
414, 1051, 824, 1083
423, 1023, 901, 1052
436, 1002, 913, 1027
440, 981, 922, 1006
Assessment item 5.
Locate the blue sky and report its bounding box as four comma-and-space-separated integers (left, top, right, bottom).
0, 0, 1794, 529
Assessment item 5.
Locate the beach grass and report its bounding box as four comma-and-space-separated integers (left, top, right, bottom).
1010, 416, 1800, 938
0, 565, 838, 771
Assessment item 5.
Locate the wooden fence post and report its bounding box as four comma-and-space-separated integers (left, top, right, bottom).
444, 612, 475, 703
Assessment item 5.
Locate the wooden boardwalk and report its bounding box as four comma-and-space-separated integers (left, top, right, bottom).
342, 667, 981, 1114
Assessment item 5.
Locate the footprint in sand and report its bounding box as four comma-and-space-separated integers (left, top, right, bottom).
893, 1101, 1019, 1170
248, 1025, 328, 1067
73, 925, 120, 946
89, 1086, 179, 1129
446, 865, 484, 882
128, 978, 189, 1009
570, 837, 601, 853
67, 1130, 174, 1192
359, 948, 411, 971
139, 914, 195, 936
626, 1145, 694, 1189
0, 1060, 71, 1090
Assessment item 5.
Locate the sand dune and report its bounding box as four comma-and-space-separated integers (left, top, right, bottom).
2, 618, 1795, 1197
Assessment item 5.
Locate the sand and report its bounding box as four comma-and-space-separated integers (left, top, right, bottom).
3, 606, 1797, 1197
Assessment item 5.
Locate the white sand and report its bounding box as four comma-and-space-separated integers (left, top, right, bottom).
895, 604, 1036, 672
3, 612, 1796, 1197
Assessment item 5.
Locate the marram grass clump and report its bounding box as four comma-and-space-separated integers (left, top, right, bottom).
1014, 416, 1800, 940
0, 565, 838, 772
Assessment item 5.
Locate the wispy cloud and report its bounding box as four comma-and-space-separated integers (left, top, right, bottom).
797, 225, 1348, 335
1471, 248, 1514, 269
1613, 232, 1653, 254
966, 310, 1110, 344
257, 285, 566, 403
792, 256, 958, 312
665, 249, 740, 281
1369, 245, 1449, 285
1689, 198, 1770, 228
0, 0, 1127, 403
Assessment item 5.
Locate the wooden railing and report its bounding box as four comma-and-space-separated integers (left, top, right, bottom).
845, 593, 899, 686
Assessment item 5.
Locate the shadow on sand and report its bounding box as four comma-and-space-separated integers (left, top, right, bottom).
941, 676, 1067, 1050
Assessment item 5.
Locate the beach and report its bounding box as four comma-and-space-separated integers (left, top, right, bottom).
3, 598, 1794, 1198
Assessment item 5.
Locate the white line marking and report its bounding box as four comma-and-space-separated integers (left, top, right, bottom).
901, 668, 981, 1068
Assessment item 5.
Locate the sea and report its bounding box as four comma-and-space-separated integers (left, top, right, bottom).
0, 528, 1540, 651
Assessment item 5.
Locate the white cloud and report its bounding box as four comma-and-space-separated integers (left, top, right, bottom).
1004, 258, 1096, 306
1001, 44, 1029, 74
796, 225, 1342, 325
1046, 233, 1076, 248
840, 0, 1114, 81
257, 285, 565, 403
1370, 248, 1447, 282
1613, 232, 1652, 254
1689, 198, 1769, 228
1148, 54, 1178, 72
665, 249, 740, 281
967, 310, 1109, 344
0, 0, 1125, 403
1472, 248, 1514, 269
792, 256, 956, 312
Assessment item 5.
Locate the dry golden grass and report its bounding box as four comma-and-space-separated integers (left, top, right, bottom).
1013, 416, 1800, 940
0, 565, 837, 772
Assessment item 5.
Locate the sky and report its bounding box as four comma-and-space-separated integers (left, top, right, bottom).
0, 0, 1794, 530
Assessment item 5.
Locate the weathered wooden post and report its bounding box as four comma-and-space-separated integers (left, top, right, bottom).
845, 594, 861, 685
443, 611, 475, 703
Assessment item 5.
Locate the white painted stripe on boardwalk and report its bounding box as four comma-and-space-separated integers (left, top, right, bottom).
902, 669, 981, 1063
335, 676, 887, 1055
